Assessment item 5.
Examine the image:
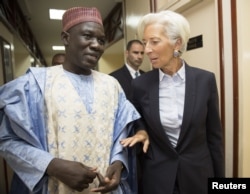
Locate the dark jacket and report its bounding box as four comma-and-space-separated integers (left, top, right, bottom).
132, 63, 225, 194
110, 65, 144, 101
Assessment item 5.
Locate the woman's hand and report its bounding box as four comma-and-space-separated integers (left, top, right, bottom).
120, 130, 149, 153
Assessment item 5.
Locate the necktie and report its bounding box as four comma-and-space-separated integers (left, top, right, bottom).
135, 71, 139, 78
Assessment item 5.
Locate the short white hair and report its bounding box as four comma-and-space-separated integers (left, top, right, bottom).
137, 10, 190, 53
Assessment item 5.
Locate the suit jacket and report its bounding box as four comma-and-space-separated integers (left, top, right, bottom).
132, 63, 225, 194
110, 65, 144, 101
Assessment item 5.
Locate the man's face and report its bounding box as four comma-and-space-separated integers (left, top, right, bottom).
126, 43, 144, 70
62, 22, 105, 74
52, 55, 65, 66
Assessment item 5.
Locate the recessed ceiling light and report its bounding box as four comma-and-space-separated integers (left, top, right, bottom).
49, 9, 65, 20
52, 46, 65, 51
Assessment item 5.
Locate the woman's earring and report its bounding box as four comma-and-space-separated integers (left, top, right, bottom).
173, 50, 181, 57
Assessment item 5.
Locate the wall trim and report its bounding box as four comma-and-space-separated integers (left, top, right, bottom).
231, 0, 239, 177
217, 0, 225, 162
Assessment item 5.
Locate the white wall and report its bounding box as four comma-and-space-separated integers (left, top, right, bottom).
181, 0, 235, 177
99, 39, 124, 74
237, 0, 250, 177
124, 0, 152, 72
182, 0, 220, 78
14, 53, 33, 78
220, 1, 235, 177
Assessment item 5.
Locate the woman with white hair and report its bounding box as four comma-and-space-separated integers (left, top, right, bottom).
121, 10, 224, 194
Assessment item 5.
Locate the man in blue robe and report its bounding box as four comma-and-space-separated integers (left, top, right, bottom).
0, 7, 149, 194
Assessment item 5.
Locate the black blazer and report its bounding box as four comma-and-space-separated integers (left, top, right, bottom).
110, 65, 144, 100
132, 63, 225, 194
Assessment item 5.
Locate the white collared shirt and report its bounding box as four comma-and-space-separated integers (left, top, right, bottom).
125, 63, 140, 79
159, 61, 186, 147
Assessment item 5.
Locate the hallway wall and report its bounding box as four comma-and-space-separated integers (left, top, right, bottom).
101, 0, 152, 75
124, 0, 152, 72
180, 0, 235, 175
0, 22, 14, 85
237, 0, 250, 177
181, 0, 250, 177
99, 39, 124, 74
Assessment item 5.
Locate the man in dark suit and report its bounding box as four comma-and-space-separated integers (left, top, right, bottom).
110, 39, 145, 101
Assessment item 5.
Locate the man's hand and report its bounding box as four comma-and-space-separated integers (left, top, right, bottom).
91, 160, 123, 193
120, 129, 149, 153
46, 158, 97, 192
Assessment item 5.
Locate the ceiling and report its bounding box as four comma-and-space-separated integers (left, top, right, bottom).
16, 0, 123, 66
